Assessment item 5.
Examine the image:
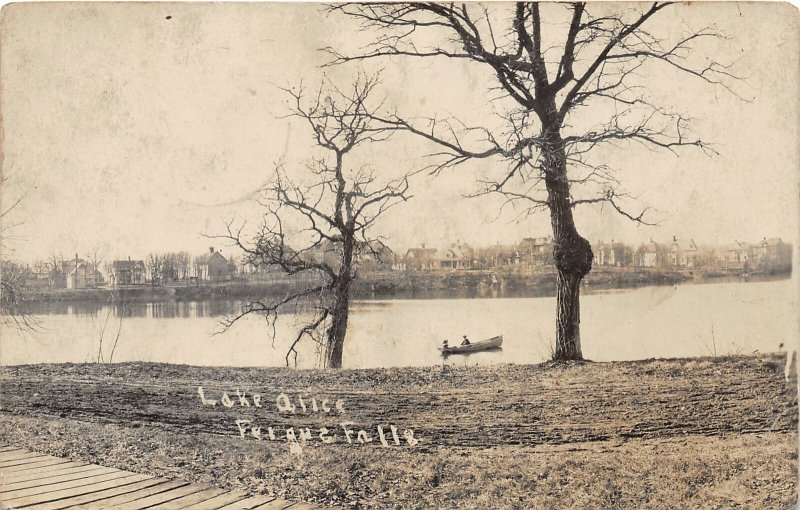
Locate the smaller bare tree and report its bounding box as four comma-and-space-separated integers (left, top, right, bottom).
221, 75, 412, 368
0, 260, 41, 331
1, 174, 41, 330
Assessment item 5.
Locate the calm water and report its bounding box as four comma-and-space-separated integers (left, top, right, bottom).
1, 279, 797, 369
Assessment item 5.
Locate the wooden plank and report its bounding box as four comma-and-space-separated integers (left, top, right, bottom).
150, 486, 228, 508
68, 480, 188, 509
285, 503, 321, 510
24, 477, 171, 510
182, 490, 252, 510
1, 466, 116, 493
0, 450, 38, 460
0, 448, 36, 457
4, 473, 152, 508
0, 455, 53, 468
0, 458, 79, 474
105, 483, 207, 509
250, 499, 297, 510
0, 451, 47, 463
3, 470, 136, 500
215, 494, 277, 510
1, 463, 97, 484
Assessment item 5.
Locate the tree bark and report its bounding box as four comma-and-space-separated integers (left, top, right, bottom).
542, 122, 593, 361
324, 287, 349, 368
325, 237, 354, 369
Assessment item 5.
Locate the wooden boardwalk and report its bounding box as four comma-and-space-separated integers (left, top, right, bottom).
0, 446, 324, 510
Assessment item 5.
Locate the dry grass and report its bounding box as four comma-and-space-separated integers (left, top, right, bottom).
0, 356, 796, 509
0, 415, 795, 509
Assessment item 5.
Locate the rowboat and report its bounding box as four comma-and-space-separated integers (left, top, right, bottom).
439, 335, 503, 355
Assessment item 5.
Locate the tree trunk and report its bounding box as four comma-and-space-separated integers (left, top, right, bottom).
555, 270, 583, 359
324, 287, 349, 368
542, 124, 593, 361
325, 237, 354, 369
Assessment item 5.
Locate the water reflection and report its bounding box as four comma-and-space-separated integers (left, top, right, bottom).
36, 299, 242, 319
20, 273, 790, 319
1, 277, 795, 369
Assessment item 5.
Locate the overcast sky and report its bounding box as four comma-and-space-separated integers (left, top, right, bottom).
1, 2, 798, 262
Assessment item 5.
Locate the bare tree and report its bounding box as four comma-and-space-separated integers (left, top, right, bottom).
220, 75, 412, 368
0, 174, 40, 329
146, 253, 164, 286
86, 248, 105, 288
328, 2, 738, 360
0, 260, 41, 331
175, 251, 191, 281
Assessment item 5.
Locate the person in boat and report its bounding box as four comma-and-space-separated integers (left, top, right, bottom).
461, 335, 471, 346
442, 339, 449, 349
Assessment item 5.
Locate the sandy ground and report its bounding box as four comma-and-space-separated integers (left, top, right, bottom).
0, 355, 796, 509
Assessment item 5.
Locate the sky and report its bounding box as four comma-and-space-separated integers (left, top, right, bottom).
1, 2, 798, 263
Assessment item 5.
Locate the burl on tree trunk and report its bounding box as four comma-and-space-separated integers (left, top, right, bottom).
553, 234, 593, 360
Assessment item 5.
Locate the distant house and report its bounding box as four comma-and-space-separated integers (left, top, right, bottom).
750, 237, 792, 271
438, 241, 474, 269
304, 240, 343, 269
594, 242, 615, 267
636, 240, 663, 268
475, 244, 518, 268
356, 240, 395, 272
518, 237, 553, 266
22, 267, 51, 289
718, 241, 749, 269
195, 247, 234, 282
404, 245, 438, 271
64, 260, 102, 289
594, 241, 634, 268
668, 236, 699, 268
112, 259, 146, 285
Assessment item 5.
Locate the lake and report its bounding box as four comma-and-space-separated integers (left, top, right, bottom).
1, 278, 796, 369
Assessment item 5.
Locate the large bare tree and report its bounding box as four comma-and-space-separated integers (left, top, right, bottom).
327, 2, 737, 360
221, 76, 411, 368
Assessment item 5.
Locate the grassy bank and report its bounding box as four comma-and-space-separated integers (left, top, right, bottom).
0, 356, 796, 508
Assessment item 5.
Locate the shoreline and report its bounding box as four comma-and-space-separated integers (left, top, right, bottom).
20, 267, 792, 305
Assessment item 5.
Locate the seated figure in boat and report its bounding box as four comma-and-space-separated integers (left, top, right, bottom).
442, 339, 449, 349
461, 335, 471, 346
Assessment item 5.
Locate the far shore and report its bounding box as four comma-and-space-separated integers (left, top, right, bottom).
0, 354, 796, 509
21, 266, 792, 305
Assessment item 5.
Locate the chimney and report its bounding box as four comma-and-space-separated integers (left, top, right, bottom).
421, 243, 425, 249
673, 235, 677, 242
128, 256, 131, 261
209, 247, 215, 253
